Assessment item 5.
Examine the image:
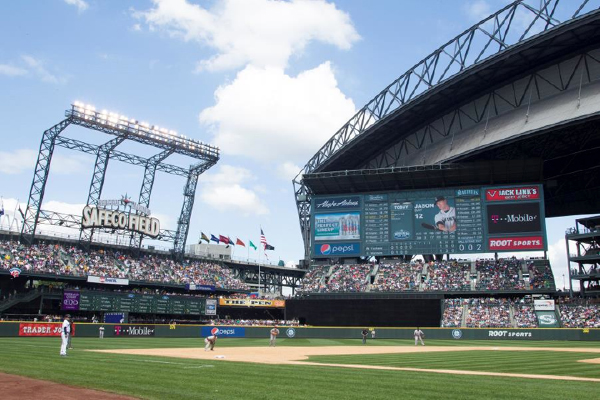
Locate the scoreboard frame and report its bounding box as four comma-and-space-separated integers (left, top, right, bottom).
310, 184, 547, 258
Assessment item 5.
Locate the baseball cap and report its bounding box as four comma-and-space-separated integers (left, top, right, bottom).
434, 196, 446, 205
65, 314, 71, 318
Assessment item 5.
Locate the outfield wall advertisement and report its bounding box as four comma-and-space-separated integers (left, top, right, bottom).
310, 184, 547, 257
2, 323, 599, 341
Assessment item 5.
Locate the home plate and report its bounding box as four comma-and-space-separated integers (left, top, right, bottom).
214, 355, 226, 359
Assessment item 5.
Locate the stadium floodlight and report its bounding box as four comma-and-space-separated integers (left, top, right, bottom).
67, 102, 220, 161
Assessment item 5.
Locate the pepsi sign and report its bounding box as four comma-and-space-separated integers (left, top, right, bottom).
314, 242, 361, 257
201, 326, 246, 338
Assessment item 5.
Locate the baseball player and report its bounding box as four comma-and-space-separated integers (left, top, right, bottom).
414, 327, 425, 346
204, 333, 217, 351
67, 320, 74, 349
371, 328, 376, 339
361, 328, 369, 344
99, 326, 104, 339
60, 314, 71, 356
434, 196, 456, 232
269, 326, 280, 347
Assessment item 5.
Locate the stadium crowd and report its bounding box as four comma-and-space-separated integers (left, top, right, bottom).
371, 262, 422, 292
475, 258, 525, 290
559, 300, 600, 328
298, 258, 555, 294
422, 262, 470, 291
442, 298, 541, 328
441, 298, 464, 327
0, 240, 248, 290
464, 298, 512, 328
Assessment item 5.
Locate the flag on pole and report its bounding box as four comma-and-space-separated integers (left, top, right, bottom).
210, 234, 220, 244
18, 207, 25, 219
228, 236, 235, 246
260, 229, 267, 249
249, 241, 257, 250
236, 238, 245, 247
265, 244, 275, 251
219, 235, 230, 245
200, 232, 210, 243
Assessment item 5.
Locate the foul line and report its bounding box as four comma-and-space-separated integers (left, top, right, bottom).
294, 361, 600, 382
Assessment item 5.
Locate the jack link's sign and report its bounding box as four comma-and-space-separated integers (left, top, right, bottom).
81, 205, 160, 237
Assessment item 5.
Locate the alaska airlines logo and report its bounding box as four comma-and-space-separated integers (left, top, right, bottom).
315, 198, 360, 209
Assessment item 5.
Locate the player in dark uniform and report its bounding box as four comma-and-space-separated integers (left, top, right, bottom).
361, 328, 369, 344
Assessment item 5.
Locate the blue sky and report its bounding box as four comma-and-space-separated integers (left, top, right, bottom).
0, 0, 587, 287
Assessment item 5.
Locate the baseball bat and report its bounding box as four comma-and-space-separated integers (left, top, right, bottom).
421, 222, 437, 230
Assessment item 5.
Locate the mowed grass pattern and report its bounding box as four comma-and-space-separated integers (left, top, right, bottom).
307, 350, 600, 378
0, 337, 599, 400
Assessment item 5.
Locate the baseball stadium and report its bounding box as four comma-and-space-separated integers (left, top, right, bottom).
2, 1, 600, 399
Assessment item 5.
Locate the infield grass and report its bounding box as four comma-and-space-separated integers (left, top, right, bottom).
0, 337, 598, 400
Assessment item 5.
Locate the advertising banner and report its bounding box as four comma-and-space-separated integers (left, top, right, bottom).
87, 276, 129, 286
314, 212, 360, 241
186, 284, 216, 292
201, 326, 245, 338
536, 311, 560, 327
314, 196, 361, 211
313, 242, 361, 257
487, 203, 542, 234
488, 236, 544, 251
485, 186, 540, 202
205, 299, 217, 315
534, 299, 556, 311
62, 290, 80, 311
19, 323, 75, 337
113, 325, 155, 336
218, 298, 285, 308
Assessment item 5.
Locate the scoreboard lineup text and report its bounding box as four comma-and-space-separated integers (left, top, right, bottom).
311, 184, 546, 257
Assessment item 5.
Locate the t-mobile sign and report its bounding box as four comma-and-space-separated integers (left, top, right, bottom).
62, 290, 80, 311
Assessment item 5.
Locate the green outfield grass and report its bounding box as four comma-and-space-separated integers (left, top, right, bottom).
0, 338, 599, 400
307, 350, 600, 378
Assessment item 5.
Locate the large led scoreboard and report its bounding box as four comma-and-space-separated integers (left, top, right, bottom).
311, 184, 547, 258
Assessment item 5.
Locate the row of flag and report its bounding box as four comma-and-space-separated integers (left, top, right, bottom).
199, 229, 275, 251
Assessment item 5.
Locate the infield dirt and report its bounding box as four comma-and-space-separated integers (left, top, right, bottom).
92, 345, 600, 382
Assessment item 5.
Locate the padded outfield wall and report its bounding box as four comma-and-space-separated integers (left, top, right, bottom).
1, 322, 598, 341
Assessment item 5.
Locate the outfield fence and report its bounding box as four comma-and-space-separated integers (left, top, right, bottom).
0, 322, 598, 341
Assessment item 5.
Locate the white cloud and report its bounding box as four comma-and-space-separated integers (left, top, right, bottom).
136, 0, 359, 71
21, 55, 65, 84
464, 0, 491, 21
200, 62, 356, 162
64, 0, 89, 13
198, 165, 269, 216
0, 64, 27, 77
0, 149, 90, 175
278, 161, 301, 181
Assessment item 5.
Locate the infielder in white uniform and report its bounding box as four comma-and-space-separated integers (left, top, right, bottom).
371, 329, 376, 339
414, 327, 425, 346
269, 326, 280, 347
60, 315, 71, 356
99, 326, 104, 339
434, 196, 456, 232
204, 334, 217, 351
